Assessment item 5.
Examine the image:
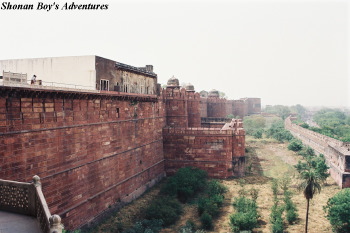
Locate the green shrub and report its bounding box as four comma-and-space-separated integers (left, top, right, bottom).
206, 180, 227, 196
161, 167, 207, 202
271, 179, 279, 197
300, 122, 310, 128
270, 204, 284, 233
252, 129, 263, 139
145, 196, 182, 226
287, 139, 303, 152
200, 212, 213, 230
197, 195, 223, 217
283, 191, 298, 224
271, 217, 284, 233
286, 208, 298, 224
324, 188, 350, 233
230, 197, 259, 232
266, 120, 293, 142
230, 211, 258, 232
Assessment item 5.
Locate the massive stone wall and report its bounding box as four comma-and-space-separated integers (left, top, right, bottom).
163, 88, 188, 128
186, 92, 201, 128
207, 97, 227, 118
0, 87, 166, 229
1, 84, 248, 230
163, 121, 245, 178
285, 117, 350, 188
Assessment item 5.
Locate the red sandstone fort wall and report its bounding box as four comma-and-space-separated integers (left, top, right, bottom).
200, 98, 208, 118
207, 98, 227, 118
163, 88, 188, 128
163, 127, 245, 178
186, 92, 201, 128
0, 88, 166, 229
232, 100, 247, 119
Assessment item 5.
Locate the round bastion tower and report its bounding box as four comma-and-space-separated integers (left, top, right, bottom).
184, 83, 201, 127
165, 76, 188, 127
207, 89, 226, 118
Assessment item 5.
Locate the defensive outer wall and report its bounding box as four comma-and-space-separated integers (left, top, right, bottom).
0, 86, 166, 229
0, 84, 247, 230
285, 116, 350, 188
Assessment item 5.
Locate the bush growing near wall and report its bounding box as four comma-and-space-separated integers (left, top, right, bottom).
252, 129, 264, 139
197, 180, 227, 229
324, 188, 350, 233
287, 139, 303, 152
144, 196, 182, 226
266, 120, 293, 142
297, 146, 316, 158
270, 203, 284, 233
284, 190, 298, 224
161, 167, 207, 202
206, 180, 228, 196
200, 212, 213, 230
230, 196, 259, 232
198, 195, 224, 217
243, 115, 266, 136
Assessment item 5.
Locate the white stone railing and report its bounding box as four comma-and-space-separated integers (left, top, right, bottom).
0, 175, 62, 233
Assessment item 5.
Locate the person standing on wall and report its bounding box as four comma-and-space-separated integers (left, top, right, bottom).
31, 75, 36, 84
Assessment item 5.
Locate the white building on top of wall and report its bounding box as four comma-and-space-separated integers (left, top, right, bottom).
0, 55, 158, 95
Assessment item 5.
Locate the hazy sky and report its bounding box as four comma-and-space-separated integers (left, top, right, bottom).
0, 0, 348, 107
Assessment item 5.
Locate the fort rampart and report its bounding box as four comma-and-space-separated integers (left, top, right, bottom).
163, 123, 245, 179
1, 84, 248, 230
285, 117, 350, 188
0, 86, 166, 229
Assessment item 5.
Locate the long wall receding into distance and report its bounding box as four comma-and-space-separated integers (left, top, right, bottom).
285, 117, 350, 188
0, 57, 258, 230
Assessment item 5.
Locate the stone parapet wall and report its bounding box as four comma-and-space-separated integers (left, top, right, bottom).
285, 117, 350, 188
0, 86, 166, 229
163, 125, 245, 178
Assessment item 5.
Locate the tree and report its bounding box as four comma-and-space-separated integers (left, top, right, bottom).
243, 115, 266, 135
324, 188, 350, 233
295, 155, 329, 233
288, 139, 303, 152
252, 129, 263, 139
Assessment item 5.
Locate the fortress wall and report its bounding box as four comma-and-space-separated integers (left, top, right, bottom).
0, 87, 166, 229
163, 126, 245, 178
232, 100, 247, 119
225, 100, 234, 117
163, 88, 188, 128
285, 117, 350, 188
186, 92, 201, 128
207, 98, 227, 118
200, 98, 208, 118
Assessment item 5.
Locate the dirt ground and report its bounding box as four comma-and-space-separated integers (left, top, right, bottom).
212, 137, 340, 233
93, 136, 340, 233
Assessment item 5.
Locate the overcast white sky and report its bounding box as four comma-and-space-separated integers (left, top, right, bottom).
0, 0, 348, 107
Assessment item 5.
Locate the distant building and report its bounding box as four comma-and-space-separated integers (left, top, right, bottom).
0, 55, 157, 94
